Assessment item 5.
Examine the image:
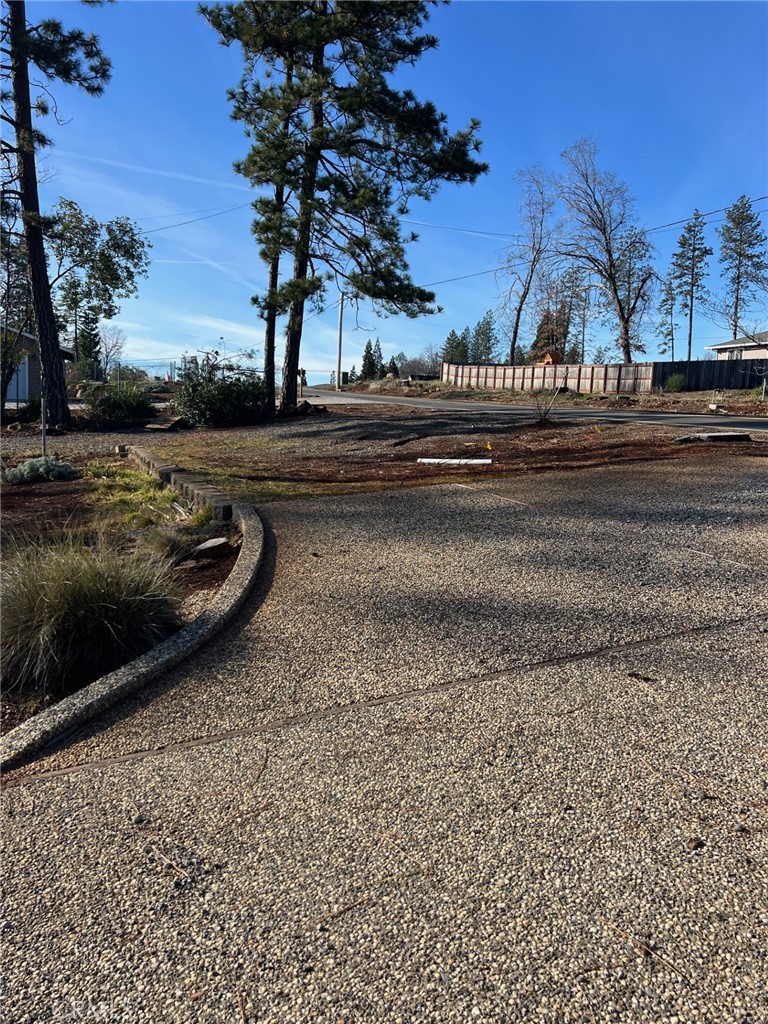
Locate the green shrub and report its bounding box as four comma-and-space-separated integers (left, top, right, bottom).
1, 456, 82, 485
1, 540, 182, 698
83, 384, 155, 427
173, 352, 267, 427
664, 373, 688, 393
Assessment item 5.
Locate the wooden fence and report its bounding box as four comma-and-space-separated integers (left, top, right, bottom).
442, 358, 766, 395
442, 361, 654, 394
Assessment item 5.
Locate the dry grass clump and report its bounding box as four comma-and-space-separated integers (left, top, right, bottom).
1, 538, 182, 699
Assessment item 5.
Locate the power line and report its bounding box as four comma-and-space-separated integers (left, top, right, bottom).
646, 196, 768, 234
137, 185, 767, 243
139, 201, 254, 223
403, 218, 516, 240
424, 267, 501, 286
142, 202, 253, 235
139, 192, 767, 306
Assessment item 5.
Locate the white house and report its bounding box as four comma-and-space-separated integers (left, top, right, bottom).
704, 332, 768, 361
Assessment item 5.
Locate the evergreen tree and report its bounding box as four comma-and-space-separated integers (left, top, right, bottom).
716, 195, 768, 339
348, 364, 358, 384
201, 6, 302, 416
469, 309, 500, 363
202, 2, 488, 412
385, 355, 399, 376
655, 271, 678, 360
671, 210, 712, 362
360, 339, 377, 380
441, 328, 468, 363
529, 302, 570, 362
56, 275, 87, 360
563, 340, 581, 364
2, 1, 112, 424
459, 326, 472, 361
76, 306, 102, 380
512, 343, 529, 366
372, 337, 385, 379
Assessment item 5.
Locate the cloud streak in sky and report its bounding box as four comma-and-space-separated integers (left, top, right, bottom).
179, 248, 258, 291
55, 150, 254, 193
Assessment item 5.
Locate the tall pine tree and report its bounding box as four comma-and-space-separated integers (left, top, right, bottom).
529, 302, 571, 363
2, 1, 112, 424
671, 210, 712, 362
372, 337, 385, 379
468, 309, 500, 363
441, 328, 467, 364
655, 270, 679, 361
716, 195, 768, 339
202, 2, 488, 412
77, 305, 102, 381
360, 339, 377, 380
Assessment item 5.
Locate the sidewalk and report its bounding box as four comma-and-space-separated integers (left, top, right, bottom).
2, 456, 767, 1023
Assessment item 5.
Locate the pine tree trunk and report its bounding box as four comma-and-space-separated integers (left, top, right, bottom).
686, 241, 695, 363
9, 0, 70, 425
279, 33, 324, 413
731, 252, 743, 339
263, 256, 278, 417
262, 62, 293, 418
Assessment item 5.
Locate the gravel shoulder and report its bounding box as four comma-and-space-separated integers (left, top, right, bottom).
2, 455, 767, 1023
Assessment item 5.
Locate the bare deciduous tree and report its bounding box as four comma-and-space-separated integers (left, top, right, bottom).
498, 166, 556, 364
99, 323, 125, 379
556, 139, 654, 364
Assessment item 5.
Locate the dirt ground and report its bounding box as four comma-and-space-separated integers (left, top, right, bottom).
147, 406, 767, 497
2, 405, 766, 506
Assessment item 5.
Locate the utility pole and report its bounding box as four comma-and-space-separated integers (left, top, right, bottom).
336, 293, 344, 391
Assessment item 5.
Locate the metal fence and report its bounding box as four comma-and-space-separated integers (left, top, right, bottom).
651, 358, 766, 391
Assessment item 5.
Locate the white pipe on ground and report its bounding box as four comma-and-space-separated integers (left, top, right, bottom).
416, 458, 492, 465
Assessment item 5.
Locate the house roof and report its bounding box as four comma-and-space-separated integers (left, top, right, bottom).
2, 326, 74, 359
705, 331, 768, 352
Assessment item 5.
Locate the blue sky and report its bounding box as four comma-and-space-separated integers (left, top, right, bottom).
28, 0, 768, 381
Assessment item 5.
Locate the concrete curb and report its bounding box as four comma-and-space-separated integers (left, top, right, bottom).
0, 449, 264, 770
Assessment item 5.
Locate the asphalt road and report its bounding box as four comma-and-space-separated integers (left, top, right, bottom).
306, 388, 768, 432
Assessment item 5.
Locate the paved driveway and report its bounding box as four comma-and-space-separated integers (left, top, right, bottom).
2, 457, 767, 1023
